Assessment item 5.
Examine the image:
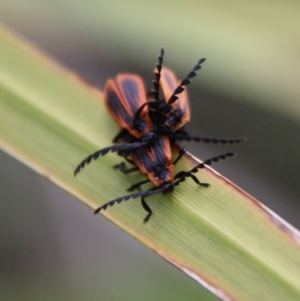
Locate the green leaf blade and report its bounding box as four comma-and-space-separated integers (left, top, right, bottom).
1, 25, 300, 301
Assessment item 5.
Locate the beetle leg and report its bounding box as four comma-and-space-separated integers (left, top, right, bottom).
127, 179, 151, 191
173, 147, 187, 165
112, 129, 127, 143
113, 162, 139, 174
141, 198, 152, 223
189, 174, 209, 187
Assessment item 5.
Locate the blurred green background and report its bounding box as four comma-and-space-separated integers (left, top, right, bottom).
0, 1, 299, 300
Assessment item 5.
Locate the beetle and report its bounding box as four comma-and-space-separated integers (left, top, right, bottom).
104, 73, 153, 140
106, 48, 246, 145
109, 48, 206, 141
147, 49, 246, 143
93, 134, 235, 223
146, 48, 202, 132
74, 49, 244, 176
84, 130, 235, 223
103, 47, 199, 144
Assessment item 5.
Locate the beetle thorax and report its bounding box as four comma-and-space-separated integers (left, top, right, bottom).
148, 165, 175, 187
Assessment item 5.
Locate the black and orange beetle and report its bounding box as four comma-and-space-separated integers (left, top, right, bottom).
74, 49, 244, 176
109, 48, 245, 145
148, 48, 202, 132
93, 133, 235, 222
74, 48, 241, 222
104, 73, 153, 140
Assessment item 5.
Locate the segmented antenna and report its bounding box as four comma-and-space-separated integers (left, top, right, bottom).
74, 142, 148, 176
174, 152, 236, 184
175, 135, 247, 144
168, 58, 206, 105
151, 47, 164, 101
94, 187, 165, 214
94, 152, 236, 216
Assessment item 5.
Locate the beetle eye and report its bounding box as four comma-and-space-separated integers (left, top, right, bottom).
132, 118, 147, 132
168, 109, 182, 128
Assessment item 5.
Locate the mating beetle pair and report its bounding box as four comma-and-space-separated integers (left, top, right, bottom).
74, 48, 244, 222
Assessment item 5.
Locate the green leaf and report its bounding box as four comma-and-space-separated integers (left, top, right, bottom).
0, 25, 300, 301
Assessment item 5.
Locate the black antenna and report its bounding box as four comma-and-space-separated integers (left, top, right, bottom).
174, 152, 236, 184
168, 58, 206, 105
151, 47, 164, 101
93, 152, 236, 222
175, 135, 247, 145
94, 187, 165, 214
74, 141, 148, 176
